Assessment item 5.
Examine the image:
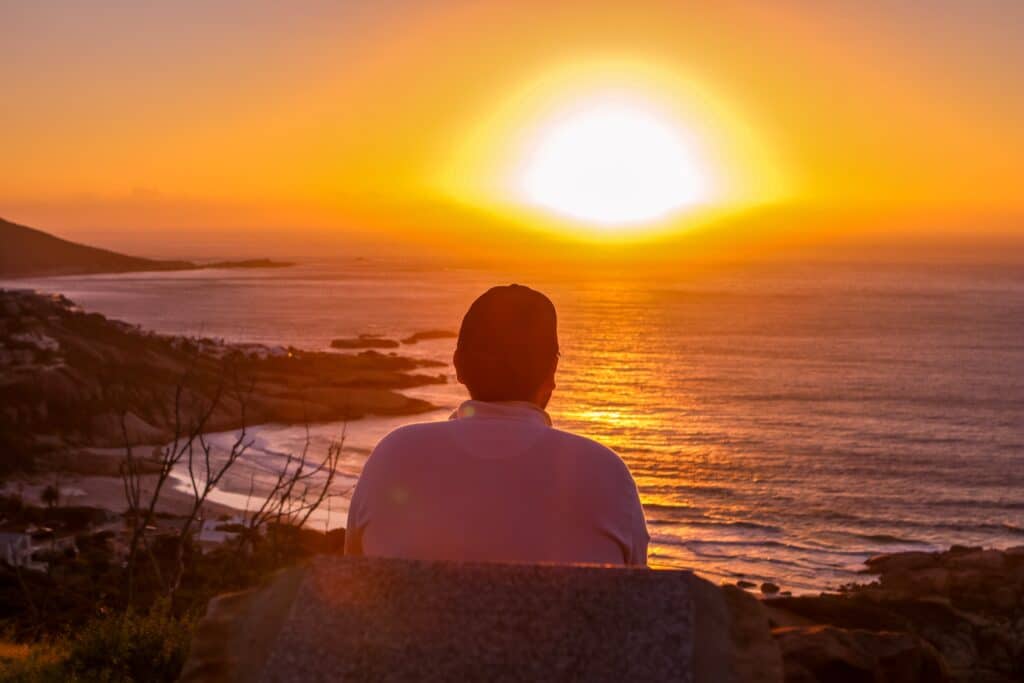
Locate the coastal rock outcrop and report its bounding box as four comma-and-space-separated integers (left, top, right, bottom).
400, 329, 457, 344
768, 546, 1024, 682
774, 625, 950, 682
0, 289, 445, 473
330, 334, 400, 350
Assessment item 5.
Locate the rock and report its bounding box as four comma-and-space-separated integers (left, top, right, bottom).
947, 545, 982, 556
737, 580, 757, 589
400, 329, 458, 345
768, 595, 913, 633
719, 585, 786, 683
881, 567, 951, 596
0, 289, 445, 474
946, 549, 1005, 572
330, 335, 400, 349
761, 582, 780, 595
989, 586, 1017, 612
864, 551, 937, 575
773, 625, 951, 682
767, 547, 1024, 679
766, 605, 815, 629
182, 557, 786, 682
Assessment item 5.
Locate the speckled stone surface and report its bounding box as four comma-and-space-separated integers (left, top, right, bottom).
258, 557, 697, 682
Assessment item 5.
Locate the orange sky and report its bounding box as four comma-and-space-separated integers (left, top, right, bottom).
2, 1, 1022, 260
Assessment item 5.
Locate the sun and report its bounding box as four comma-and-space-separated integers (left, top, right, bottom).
440, 60, 789, 237
513, 96, 714, 227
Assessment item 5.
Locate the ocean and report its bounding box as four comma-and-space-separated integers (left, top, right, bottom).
6, 259, 1023, 592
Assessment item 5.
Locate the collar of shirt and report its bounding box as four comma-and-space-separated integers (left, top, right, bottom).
449, 400, 553, 427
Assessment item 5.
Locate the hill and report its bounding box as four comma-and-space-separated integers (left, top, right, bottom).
0, 288, 444, 473
0, 217, 292, 278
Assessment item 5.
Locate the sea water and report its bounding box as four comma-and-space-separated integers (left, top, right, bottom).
6, 259, 1022, 591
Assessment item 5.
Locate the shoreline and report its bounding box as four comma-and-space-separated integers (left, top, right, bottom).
3, 283, 1020, 597
0, 287, 447, 458
0, 286, 455, 541
1, 471, 241, 520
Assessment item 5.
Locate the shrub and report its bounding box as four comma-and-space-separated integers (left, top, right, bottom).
62, 601, 195, 682
0, 640, 65, 683
0, 603, 196, 682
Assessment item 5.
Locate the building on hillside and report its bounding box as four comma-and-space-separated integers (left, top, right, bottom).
196, 516, 249, 553
0, 532, 46, 571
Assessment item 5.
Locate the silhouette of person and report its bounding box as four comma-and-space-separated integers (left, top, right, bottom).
345, 284, 649, 565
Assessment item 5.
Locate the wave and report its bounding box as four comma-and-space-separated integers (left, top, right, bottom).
646, 519, 782, 533
642, 502, 705, 513
929, 499, 1024, 510
650, 536, 869, 558
844, 532, 924, 545
963, 522, 1024, 536
817, 509, 1024, 535
644, 484, 737, 497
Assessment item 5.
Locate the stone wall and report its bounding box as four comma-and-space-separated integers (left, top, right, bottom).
180, 556, 783, 682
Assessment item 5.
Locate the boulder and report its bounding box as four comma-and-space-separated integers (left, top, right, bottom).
773, 625, 951, 682
330, 335, 400, 349
945, 549, 1005, 572
181, 556, 784, 682
400, 330, 457, 345
880, 567, 951, 596
989, 586, 1018, 613
768, 547, 1024, 680
864, 551, 937, 575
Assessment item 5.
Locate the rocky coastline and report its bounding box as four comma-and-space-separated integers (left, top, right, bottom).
330, 329, 457, 350
0, 288, 446, 475
766, 545, 1024, 681
2, 289, 1021, 681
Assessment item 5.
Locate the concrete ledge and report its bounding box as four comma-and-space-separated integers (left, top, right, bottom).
181, 556, 782, 682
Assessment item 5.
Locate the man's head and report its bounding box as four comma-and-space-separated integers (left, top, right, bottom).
454, 284, 559, 408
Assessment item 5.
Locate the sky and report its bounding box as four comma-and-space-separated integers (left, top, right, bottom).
2, 1, 1022, 261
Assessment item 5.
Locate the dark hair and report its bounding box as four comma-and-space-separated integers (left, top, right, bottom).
455, 284, 559, 402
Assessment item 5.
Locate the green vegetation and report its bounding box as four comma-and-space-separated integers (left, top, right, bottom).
0, 604, 194, 682
0, 495, 345, 681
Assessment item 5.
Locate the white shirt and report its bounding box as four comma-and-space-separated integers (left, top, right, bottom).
345, 400, 650, 566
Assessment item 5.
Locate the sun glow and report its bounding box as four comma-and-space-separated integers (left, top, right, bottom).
442, 59, 789, 239
515, 97, 713, 226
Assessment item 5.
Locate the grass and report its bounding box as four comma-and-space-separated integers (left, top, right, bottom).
0, 602, 196, 682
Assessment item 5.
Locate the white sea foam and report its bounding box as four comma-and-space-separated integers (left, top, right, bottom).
6, 260, 1022, 591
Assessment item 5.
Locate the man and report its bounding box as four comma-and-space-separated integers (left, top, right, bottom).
345, 284, 649, 566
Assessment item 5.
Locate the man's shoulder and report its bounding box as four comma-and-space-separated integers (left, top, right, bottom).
546, 427, 630, 471
374, 420, 454, 453
357, 421, 452, 484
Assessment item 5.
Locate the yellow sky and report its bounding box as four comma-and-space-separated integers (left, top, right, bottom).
2, 1, 1022, 259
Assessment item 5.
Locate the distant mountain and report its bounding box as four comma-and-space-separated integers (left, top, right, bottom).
0, 217, 292, 278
